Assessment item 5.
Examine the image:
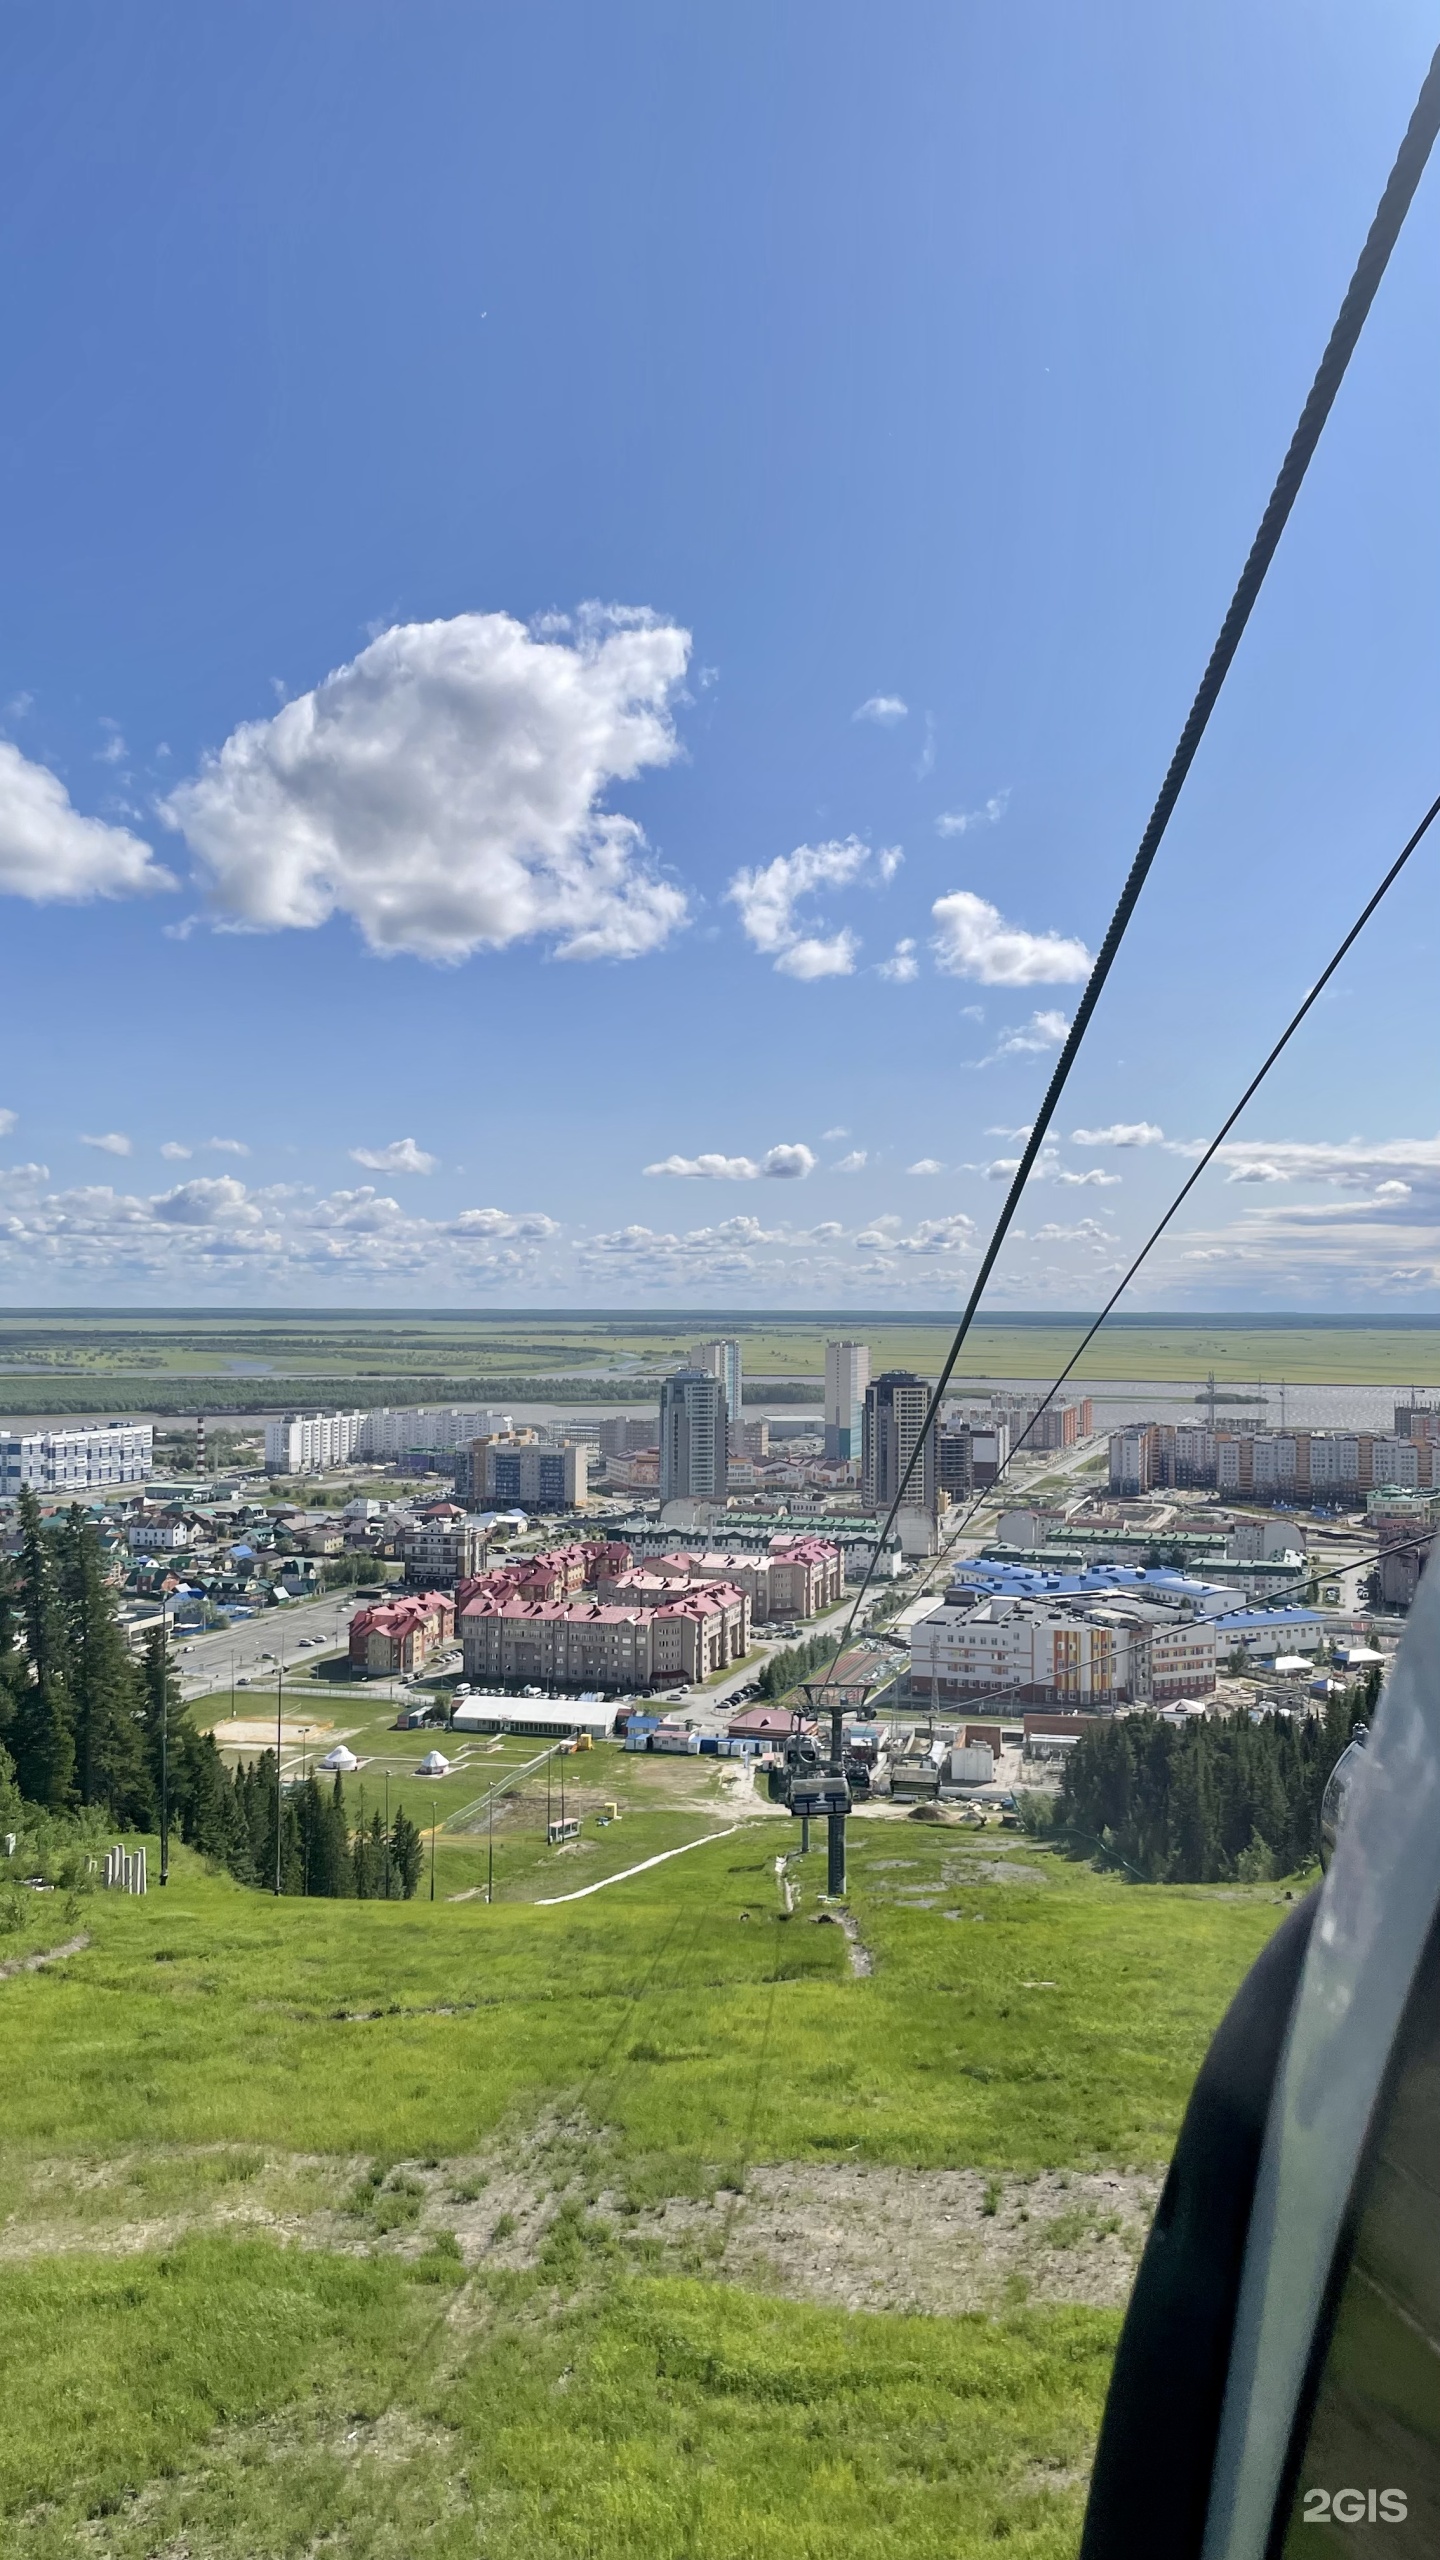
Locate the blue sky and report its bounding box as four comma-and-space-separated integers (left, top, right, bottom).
1, 0, 1438, 1311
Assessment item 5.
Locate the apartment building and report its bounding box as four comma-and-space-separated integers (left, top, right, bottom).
348, 1591, 455, 1675
824, 1339, 870, 1464
476, 1439, 588, 1511
0, 1421, 153, 1496
659, 1368, 728, 1503
1111, 1419, 1440, 1501
264, 1411, 365, 1475
598, 1414, 657, 1457
690, 1338, 743, 1436
398, 1515, 489, 1588
862, 1371, 936, 1515
600, 1537, 842, 1623
1366, 1486, 1440, 1609
357, 1406, 512, 1462
459, 1579, 748, 1691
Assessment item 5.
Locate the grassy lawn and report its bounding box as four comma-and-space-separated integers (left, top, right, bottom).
0, 1794, 1297, 2555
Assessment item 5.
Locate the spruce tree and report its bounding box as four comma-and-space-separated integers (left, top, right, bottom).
10, 1490, 75, 1808
390, 1806, 423, 1899
59, 1509, 153, 1826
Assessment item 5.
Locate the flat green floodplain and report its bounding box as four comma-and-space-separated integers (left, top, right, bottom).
1, 1308, 1438, 1407
0, 1786, 1297, 2558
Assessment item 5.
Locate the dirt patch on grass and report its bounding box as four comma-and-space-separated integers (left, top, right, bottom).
1, 2123, 1157, 2315
628, 2161, 1160, 2314
0, 1932, 89, 1981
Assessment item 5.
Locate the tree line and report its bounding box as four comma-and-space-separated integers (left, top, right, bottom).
0, 1490, 423, 1898
758, 1630, 841, 1700
1032, 1675, 1377, 1883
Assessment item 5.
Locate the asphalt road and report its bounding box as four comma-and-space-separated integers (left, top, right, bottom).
172, 1589, 361, 1702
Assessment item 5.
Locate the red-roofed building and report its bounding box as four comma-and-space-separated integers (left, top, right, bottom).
459, 1576, 747, 1691
349, 1591, 455, 1675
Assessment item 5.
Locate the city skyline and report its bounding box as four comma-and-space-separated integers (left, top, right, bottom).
1, 5, 1438, 1311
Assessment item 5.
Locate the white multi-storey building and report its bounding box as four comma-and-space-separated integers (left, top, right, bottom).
911, 1590, 1217, 1705
355, 1407, 513, 1460
264, 1411, 366, 1475
824, 1340, 870, 1465
0, 1421, 153, 1497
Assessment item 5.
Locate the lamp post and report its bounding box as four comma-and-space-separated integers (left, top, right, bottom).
159, 1603, 170, 1888
430, 1795, 437, 1901
487, 1787, 494, 1905
273, 1652, 284, 1896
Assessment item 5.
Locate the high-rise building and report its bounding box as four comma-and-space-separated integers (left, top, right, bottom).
660, 1368, 729, 1503
264, 1411, 366, 1475
862, 1371, 935, 1515
480, 1440, 588, 1512
824, 1339, 870, 1463
690, 1339, 742, 1439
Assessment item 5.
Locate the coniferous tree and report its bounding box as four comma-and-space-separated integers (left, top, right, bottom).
58, 1509, 153, 1825
390, 1806, 423, 1899
138, 1625, 184, 1853
9, 1491, 75, 1809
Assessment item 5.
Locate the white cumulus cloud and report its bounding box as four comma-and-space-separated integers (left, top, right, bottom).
81, 1132, 132, 1157
853, 695, 908, 725
877, 938, 918, 982
0, 740, 175, 904
350, 1137, 438, 1175
907, 1159, 944, 1175
162, 607, 691, 963
643, 1143, 816, 1182
727, 836, 898, 978
931, 890, 1090, 985
1071, 1121, 1164, 1147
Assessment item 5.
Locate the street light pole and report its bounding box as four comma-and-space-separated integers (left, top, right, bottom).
826, 1683, 846, 1899
487, 1789, 494, 1905
159, 1603, 170, 1887
273, 1653, 283, 1895
430, 1796, 437, 1901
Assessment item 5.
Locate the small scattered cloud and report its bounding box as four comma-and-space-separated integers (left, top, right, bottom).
81, 1131, 132, 1157
936, 790, 1009, 838
0, 1108, 16, 1138
727, 837, 901, 979
1374, 1179, 1412, 1201
877, 937, 918, 982
852, 695, 908, 725
349, 1137, 438, 1175
1055, 1166, 1122, 1188
972, 1009, 1073, 1064
777, 930, 861, 979
833, 1151, 868, 1173
932, 891, 1090, 985
644, 1143, 816, 1183
1227, 1160, 1289, 1184
4, 691, 34, 721
986, 1124, 1033, 1139
95, 720, 128, 766
1071, 1121, 1164, 1147
760, 1143, 816, 1180
159, 1142, 191, 1161
914, 713, 936, 780
207, 1137, 250, 1157
822, 1126, 849, 1141
907, 1159, 944, 1176
1034, 1219, 1113, 1242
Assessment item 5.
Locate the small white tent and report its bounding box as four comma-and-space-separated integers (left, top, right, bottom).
416, 1750, 450, 1777
319, 1744, 360, 1772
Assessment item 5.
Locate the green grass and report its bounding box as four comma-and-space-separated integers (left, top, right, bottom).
0, 2240, 1112, 2559
0, 1821, 1296, 2556
0, 1831, 1283, 2177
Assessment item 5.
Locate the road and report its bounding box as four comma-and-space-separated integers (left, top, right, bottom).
171, 1589, 361, 1702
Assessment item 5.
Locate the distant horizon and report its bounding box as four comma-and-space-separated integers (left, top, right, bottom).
3, 1307, 1440, 1330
